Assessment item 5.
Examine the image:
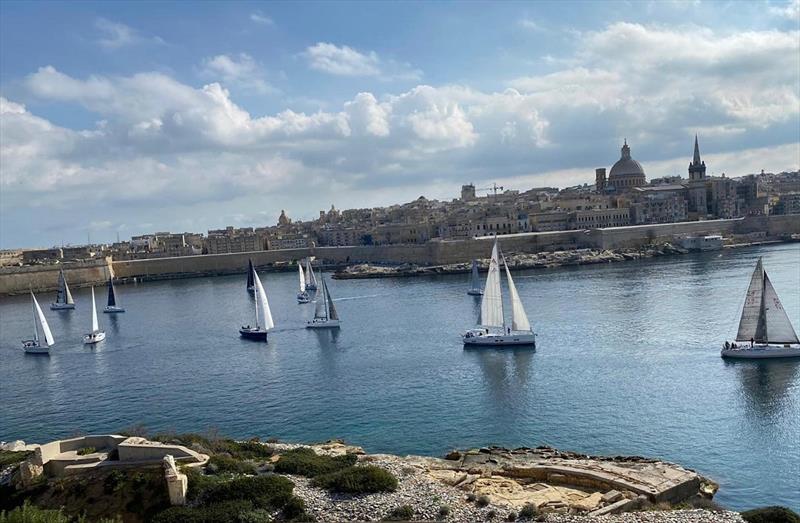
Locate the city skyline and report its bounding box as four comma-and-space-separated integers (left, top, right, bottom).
1, 0, 799, 248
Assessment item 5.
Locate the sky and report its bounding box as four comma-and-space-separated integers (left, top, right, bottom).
1, 0, 799, 249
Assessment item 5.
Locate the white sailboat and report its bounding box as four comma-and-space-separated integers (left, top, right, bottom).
297, 262, 310, 303
240, 267, 274, 341
83, 287, 106, 344
23, 291, 55, 354
467, 259, 483, 296
305, 258, 318, 291
463, 239, 536, 347
104, 275, 125, 313
306, 274, 340, 329
722, 258, 800, 359
50, 268, 75, 310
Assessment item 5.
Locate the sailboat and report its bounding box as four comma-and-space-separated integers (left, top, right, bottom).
246, 259, 255, 294
240, 267, 274, 341
306, 274, 340, 329
722, 258, 800, 359
23, 291, 55, 354
297, 262, 310, 303
305, 258, 318, 291
83, 287, 106, 344
463, 239, 536, 347
104, 275, 125, 313
467, 259, 483, 296
50, 268, 75, 310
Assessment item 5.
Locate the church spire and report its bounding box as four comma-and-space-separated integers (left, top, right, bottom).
692, 134, 701, 165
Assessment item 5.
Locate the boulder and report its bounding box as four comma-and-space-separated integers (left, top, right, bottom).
17, 460, 43, 487
572, 492, 604, 512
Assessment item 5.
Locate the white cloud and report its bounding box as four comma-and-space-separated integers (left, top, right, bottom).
95, 17, 163, 50
200, 53, 275, 94
249, 12, 274, 25
519, 18, 543, 31
303, 42, 422, 81
770, 0, 800, 20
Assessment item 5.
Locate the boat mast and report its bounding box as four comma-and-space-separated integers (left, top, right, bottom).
31, 292, 39, 342
253, 269, 260, 329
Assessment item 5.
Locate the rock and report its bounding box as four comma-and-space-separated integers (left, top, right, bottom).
602, 490, 623, 503
572, 492, 603, 512
444, 450, 462, 461
1, 440, 27, 451
18, 460, 43, 487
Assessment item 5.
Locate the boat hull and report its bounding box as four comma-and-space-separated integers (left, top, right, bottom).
83, 331, 106, 345
306, 319, 340, 329
467, 290, 483, 296
50, 303, 75, 310
22, 340, 50, 354
305, 284, 317, 291
721, 345, 800, 359
297, 292, 310, 303
463, 331, 536, 347
239, 328, 268, 341
104, 306, 126, 313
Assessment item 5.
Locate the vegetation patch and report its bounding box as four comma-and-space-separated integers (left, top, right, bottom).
206, 454, 257, 476
150, 432, 274, 462
0, 501, 121, 523
518, 504, 538, 519
741, 506, 800, 523
311, 465, 398, 494
274, 448, 357, 477
384, 504, 414, 521
0, 451, 33, 468
76, 447, 97, 456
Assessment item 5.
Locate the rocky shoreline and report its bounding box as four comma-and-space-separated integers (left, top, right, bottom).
333, 243, 689, 280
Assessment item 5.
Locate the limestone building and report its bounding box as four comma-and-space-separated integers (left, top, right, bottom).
686, 135, 708, 218
607, 140, 646, 191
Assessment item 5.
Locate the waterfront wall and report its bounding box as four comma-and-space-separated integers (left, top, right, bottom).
1, 215, 797, 295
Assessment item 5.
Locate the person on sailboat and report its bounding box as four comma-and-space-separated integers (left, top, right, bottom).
750, 337, 754, 348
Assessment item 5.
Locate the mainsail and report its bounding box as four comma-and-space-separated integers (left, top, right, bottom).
504, 258, 531, 332
246, 259, 255, 290
470, 260, 481, 292
55, 269, 74, 305
306, 259, 318, 286
90, 287, 99, 332
31, 292, 54, 346
479, 240, 504, 328
107, 276, 117, 307
314, 280, 327, 320
298, 263, 306, 293
736, 259, 764, 342
253, 270, 274, 330
324, 278, 339, 320
763, 273, 800, 344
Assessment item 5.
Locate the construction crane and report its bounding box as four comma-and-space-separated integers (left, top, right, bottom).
475, 183, 504, 197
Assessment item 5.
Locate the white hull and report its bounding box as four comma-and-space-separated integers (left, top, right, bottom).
23, 341, 50, 354
83, 331, 106, 344
306, 319, 340, 329
104, 306, 125, 313
721, 344, 800, 359
463, 330, 536, 346
50, 303, 75, 310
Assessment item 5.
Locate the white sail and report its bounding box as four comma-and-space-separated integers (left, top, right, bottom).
32, 292, 55, 346
736, 259, 764, 342
307, 259, 317, 285
763, 273, 800, 344
253, 271, 274, 330
470, 260, 481, 291
314, 280, 327, 319
326, 280, 339, 321
504, 259, 531, 332
90, 287, 99, 332
64, 275, 74, 304
298, 263, 306, 293
479, 240, 504, 328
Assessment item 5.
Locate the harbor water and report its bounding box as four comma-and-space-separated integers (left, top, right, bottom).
1, 243, 798, 510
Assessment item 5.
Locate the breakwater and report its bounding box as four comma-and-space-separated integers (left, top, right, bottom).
1, 215, 797, 295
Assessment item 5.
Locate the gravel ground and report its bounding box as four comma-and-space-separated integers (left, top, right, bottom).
286, 457, 744, 523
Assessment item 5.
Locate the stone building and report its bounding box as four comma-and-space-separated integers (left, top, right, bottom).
607, 140, 647, 191
206, 227, 262, 254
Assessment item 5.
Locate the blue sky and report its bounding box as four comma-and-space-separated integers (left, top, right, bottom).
1, 0, 799, 248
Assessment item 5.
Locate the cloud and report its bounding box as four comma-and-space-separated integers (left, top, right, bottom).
250, 11, 274, 25
519, 18, 543, 31
770, 0, 800, 20
303, 42, 422, 81
200, 53, 275, 94
95, 17, 163, 50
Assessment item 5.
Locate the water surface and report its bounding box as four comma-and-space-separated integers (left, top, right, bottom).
1, 244, 799, 510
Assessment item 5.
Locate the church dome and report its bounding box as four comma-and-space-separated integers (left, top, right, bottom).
609, 140, 645, 178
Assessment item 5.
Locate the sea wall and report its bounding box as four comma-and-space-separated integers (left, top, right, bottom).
0, 258, 111, 296
0, 215, 797, 295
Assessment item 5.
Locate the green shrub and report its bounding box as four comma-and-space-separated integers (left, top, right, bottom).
274, 448, 357, 477
476, 495, 491, 507
742, 506, 800, 523
0, 501, 70, 523
438, 505, 450, 519
466, 493, 477, 502
152, 500, 255, 523
203, 475, 295, 509
207, 455, 257, 475
506, 512, 518, 521
311, 465, 398, 494
518, 504, 538, 520
487, 509, 497, 519
237, 509, 273, 523
151, 433, 273, 461
384, 505, 414, 521
76, 447, 96, 456
282, 496, 312, 521
0, 451, 33, 468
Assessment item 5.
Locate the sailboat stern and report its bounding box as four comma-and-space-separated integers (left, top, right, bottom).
462, 329, 536, 347
239, 327, 268, 341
